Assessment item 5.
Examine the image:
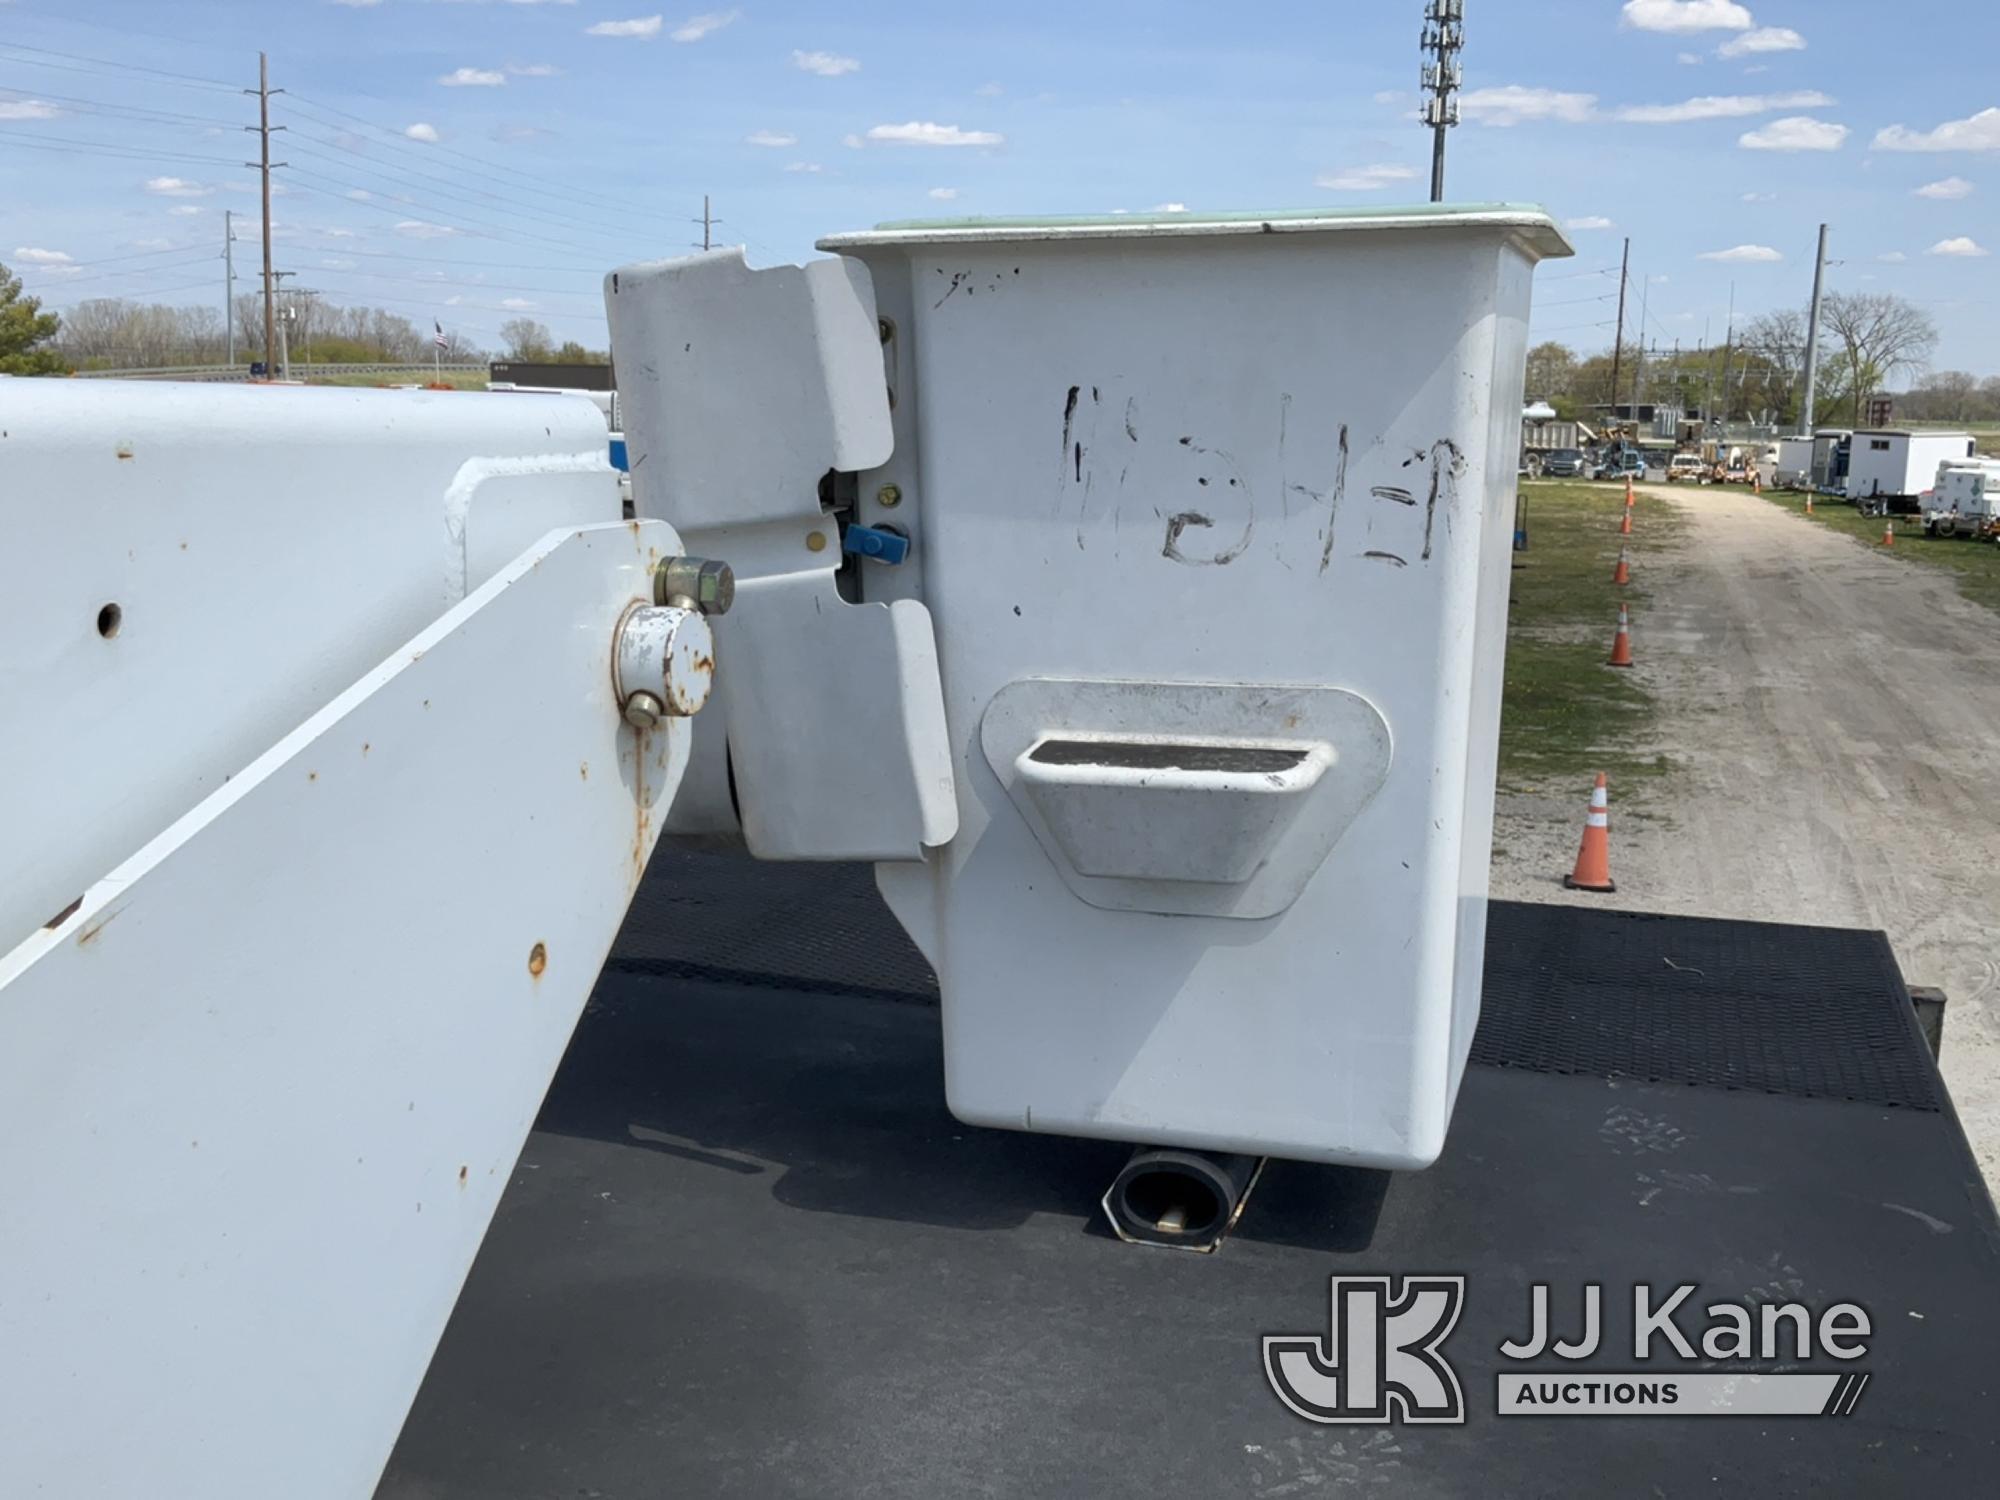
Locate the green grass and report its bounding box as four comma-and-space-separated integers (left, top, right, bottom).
1499, 481, 1687, 790
1751, 488, 2000, 615
307, 369, 490, 391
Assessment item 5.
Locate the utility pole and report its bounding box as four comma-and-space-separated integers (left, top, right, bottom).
1633, 277, 1650, 415
222, 209, 237, 367
1608, 236, 1630, 427
1419, 1, 1464, 203
692, 194, 719, 251
271, 270, 296, 381
1718, 282, 1735, 428
1800, 222, 1829, 435
244, 52, 285, 378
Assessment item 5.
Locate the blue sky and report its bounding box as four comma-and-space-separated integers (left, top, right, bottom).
1, 0, 1994, 372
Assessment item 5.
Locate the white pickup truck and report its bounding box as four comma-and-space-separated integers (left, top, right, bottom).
1921, 458, 2000, 539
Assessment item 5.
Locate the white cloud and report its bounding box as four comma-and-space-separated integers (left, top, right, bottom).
1676, 51, 1701, 65
1698, 243, 1783, 262
975, 81, 1004, 97
1915, 176, 1974, 200
1928, 236, 1991, 257
1719, 26, 1806, 58
745, 129, 796, 147
1741, 190, 1776, 201
587, 15, 663, 39
500, 296, 539, 309
405, 122, 440, 143
1739, 116, 1848, 151
1150, 202, 1188, 213
1621, 0, 1752, 34
395, 220, 460, 239
1458, 85, 1597, 126
1873, 108, 2000, 153
928, 186, 959, 200
1878, 251, 1908, 262
1315, 162, 1419, 190
792, 49, 860, 76
144, 176, 213, 197
168, 204, 203, 216
1372, 88, 1407, 104
1565, 215, 1615, 230
440, 67, 507, 87
1616, 90, 1832, 124
670, 9, 736, 41
863, 121, 1003, 147
346, 188, 374, 201
840, 132, 863, 149
0, 98, 59, 120
493, 123, 552, 142
13, 247, 74, 266
784, 161, 822, 173
321, 257, 357, 269
506, 63, 561, 77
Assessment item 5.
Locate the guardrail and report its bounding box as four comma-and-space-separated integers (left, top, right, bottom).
70, 363, 490, 383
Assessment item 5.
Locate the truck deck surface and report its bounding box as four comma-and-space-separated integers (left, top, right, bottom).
380, 850, 2000, 1499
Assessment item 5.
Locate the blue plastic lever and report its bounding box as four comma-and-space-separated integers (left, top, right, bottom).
842, 524, 909, 564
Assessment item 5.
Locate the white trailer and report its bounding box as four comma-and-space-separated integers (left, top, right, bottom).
1846, 429, 1978, 512
1764, 436, 1814, 489
1923, 458, 2000, 538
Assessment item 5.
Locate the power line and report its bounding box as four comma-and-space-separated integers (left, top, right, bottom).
280, 91, 699, 235
0, 125, 243, 165
0, 83, 243, 129
0, 41, 239, 92
281, 133, 656, 249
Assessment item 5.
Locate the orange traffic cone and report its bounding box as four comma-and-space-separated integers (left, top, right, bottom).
1563, 773, 1617, 893
1611, 547, 1630, 585
1881, 519, 1895, 547
1608, 603, 1634, 667
1619, 507, 1633, 536
1625, 476, 1636, 509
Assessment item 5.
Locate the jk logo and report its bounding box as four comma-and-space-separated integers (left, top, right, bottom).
1264, 1276, 1467, 1425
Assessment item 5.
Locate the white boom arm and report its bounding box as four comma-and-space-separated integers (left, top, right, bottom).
0, 384, 718, 1497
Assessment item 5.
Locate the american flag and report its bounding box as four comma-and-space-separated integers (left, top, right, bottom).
432, 320, 449, 350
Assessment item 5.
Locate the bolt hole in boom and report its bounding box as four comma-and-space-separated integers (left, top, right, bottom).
527, 942, 547, 977
96, 603, 122, 638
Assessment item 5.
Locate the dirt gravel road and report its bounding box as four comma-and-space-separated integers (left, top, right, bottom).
1492, 484, 2000, 1187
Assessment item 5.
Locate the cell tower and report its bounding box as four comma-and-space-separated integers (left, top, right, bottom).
1420, 1, 1465, 203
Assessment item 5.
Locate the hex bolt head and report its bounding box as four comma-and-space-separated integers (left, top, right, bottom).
877, 484, 902, 509
653, 556, 735, 617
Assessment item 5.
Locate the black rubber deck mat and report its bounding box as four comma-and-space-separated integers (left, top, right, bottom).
614, 848, 1940, 1110
1474, 902, 1940, 1110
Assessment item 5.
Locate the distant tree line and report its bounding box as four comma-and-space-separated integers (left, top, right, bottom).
1525, 291, 1964, 428
1, 259, 611, 374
